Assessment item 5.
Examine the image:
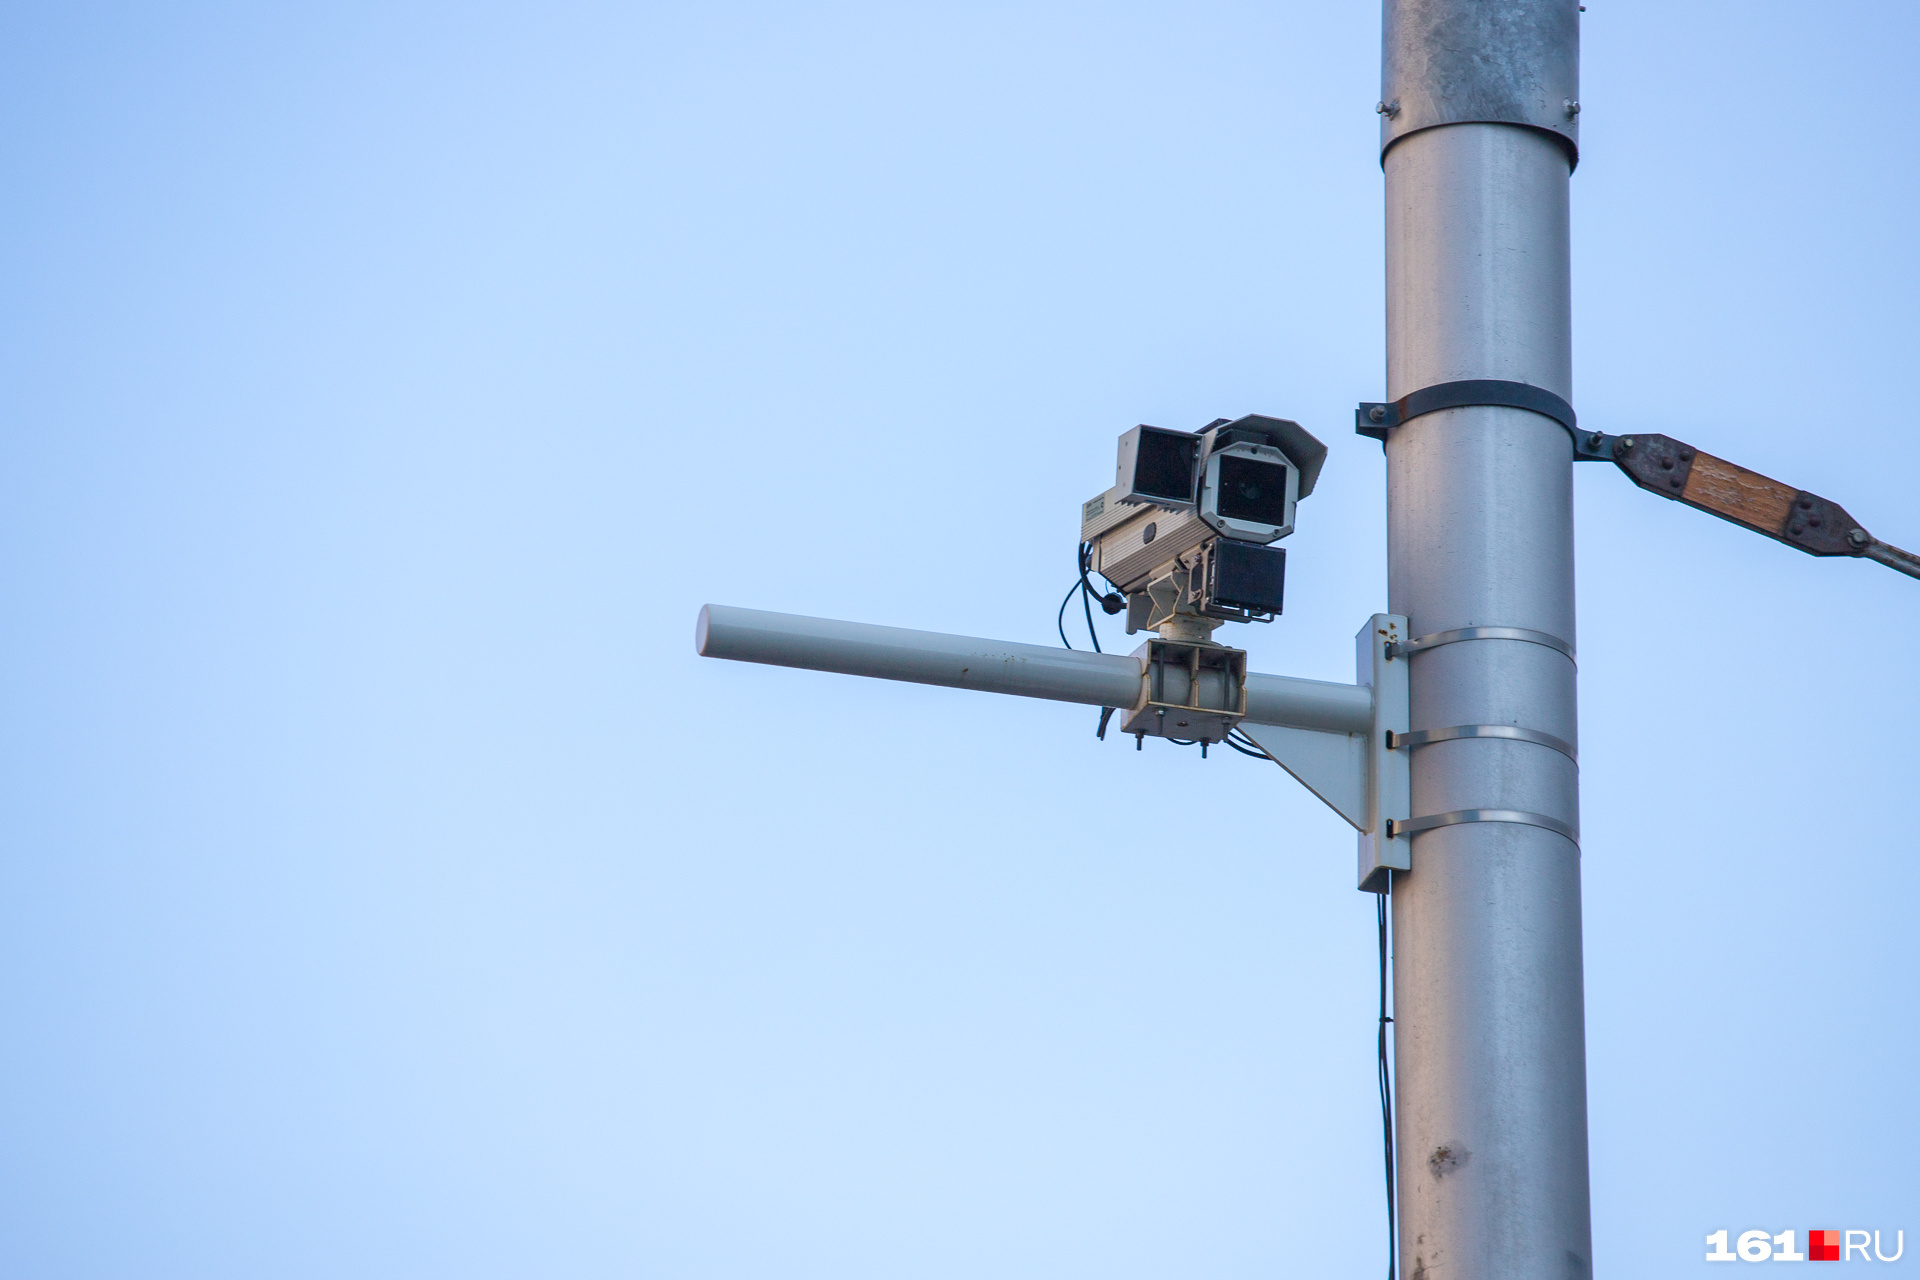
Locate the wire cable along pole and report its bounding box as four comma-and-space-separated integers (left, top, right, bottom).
1373, 3, 1591, 1276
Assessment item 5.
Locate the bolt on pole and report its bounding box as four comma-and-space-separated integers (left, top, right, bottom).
1378, 2, 1593, 1277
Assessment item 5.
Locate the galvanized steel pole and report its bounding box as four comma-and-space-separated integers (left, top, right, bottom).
1379, 3, 1592, 1278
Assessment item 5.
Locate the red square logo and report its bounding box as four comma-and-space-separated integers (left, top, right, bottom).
1809, 1229, 1840, 1262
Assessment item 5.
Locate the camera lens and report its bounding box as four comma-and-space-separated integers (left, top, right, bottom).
1215, 454, 1290, 526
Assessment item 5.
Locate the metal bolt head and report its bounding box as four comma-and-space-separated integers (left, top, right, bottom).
1848, 528, 1869, 549
1367, 404, 1387, 423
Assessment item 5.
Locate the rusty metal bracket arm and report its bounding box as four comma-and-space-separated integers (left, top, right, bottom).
1600, 433, 1920, 579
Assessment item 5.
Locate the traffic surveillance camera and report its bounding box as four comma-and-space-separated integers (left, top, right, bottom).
1080, 414, 1325, 649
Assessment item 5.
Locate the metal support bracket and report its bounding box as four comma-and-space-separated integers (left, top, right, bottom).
695, 603, 1416, 895
1578, 430, 1920, 578
1572, 430, 1621, 461
1357, 381, 1619, 462
1232, 613, 1410, 895
1605, 432, 1920, 576
1357, 378, 1575, 438
1356, 614, 1412, 894
1120, 639, 1247, 744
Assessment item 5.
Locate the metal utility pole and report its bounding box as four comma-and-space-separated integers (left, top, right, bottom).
1376, 3, 1590, 1277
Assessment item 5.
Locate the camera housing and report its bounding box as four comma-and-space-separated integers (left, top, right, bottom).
1203, 537, 1287, 617
1081, 413, 1325, 634
1114, 425, 1203, 510
1199, 440, 1299, 542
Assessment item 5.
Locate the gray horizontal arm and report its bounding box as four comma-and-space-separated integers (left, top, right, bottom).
696, 605, 1143, 707
1244, 672, 1373, 734
696, 605, 1376, 734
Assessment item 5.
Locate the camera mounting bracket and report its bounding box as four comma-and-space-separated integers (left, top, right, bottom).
1233, 614, 1410, 893
695, 605, 1424, 894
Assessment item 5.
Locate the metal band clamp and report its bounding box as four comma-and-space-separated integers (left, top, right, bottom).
1358, 379, 1575, 440
1385, 808, 1580, 848
1386, 625, 1576, 665
1387, 724, 1578, 766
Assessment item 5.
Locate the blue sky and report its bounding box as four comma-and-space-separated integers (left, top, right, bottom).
2, 3, 1915, 1277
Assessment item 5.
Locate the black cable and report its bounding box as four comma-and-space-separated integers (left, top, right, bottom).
1062, 543, 1118, 653
1056, 577, 1082, 649
1223, 734, 1270, 760
1076, 542, 1122, 653
1208, 718, 1395, 1271
1227, 727, 1267, 752
1378, 876, 1397, 1280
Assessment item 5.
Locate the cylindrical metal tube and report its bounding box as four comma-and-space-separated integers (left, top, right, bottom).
1382, 32, 1593, 1280
697, 605, 1376, 734
1243, 672, 1373, 735
696, 605, 1145, 707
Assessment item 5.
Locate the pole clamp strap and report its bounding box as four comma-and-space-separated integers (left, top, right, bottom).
1385, 808, 1580, 848
1387, 724, 1578, 766
1386, 624, 1576, 665
1358, 379, 1614, 458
